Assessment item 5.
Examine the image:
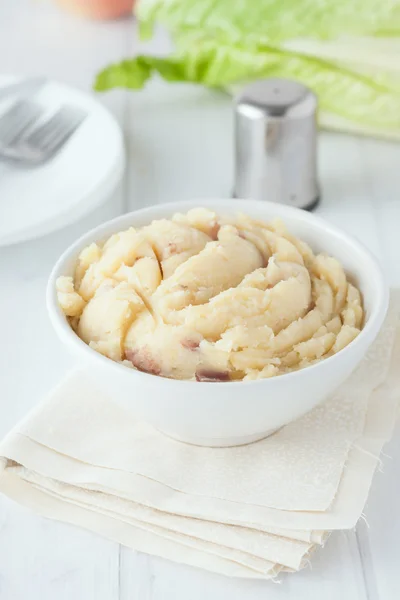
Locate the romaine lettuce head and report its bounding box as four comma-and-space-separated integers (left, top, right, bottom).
95, 0, 400, 137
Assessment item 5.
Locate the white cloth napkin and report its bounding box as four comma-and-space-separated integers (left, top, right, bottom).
0, 291, 399, 579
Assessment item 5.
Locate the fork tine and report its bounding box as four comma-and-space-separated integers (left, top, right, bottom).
26, 106, 86, 155
0, 101, 35, 134
24, 110, 69, 148
0, 104, 87, 166
0, 101, 42, 145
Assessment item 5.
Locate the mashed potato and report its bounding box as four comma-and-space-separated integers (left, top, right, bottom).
56, 209, 363, 381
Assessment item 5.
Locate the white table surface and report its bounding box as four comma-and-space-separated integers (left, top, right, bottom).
1, 2, 400, 599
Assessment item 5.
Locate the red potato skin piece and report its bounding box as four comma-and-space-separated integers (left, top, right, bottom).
195, 369, 231, 382
165, 242, 178, 257
125, 348, 161, 376
181, 339, 200, 351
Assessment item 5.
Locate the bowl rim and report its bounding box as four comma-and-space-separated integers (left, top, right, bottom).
47, 198, 389, 387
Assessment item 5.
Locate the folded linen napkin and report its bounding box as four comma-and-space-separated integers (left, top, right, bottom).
0, 291, 399, 579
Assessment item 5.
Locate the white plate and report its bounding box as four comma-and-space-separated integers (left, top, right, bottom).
0, 76, 125, 246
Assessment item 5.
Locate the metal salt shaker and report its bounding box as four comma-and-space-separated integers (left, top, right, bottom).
233, 79, 320, 210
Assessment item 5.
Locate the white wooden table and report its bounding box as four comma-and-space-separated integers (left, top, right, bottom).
0, 2, 399, 599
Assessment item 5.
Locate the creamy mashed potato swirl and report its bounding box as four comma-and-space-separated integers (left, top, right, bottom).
56, 209, 363, 381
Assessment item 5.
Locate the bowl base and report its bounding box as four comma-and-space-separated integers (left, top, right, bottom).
160, 428, 280, 447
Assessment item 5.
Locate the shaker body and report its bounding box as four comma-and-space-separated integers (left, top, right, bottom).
234, 79, 319, 210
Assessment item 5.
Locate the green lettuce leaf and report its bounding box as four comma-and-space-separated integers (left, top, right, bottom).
95, 36, 400, 132
137, 0, 400, 44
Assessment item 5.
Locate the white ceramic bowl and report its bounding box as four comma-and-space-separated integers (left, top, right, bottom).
47, 199, 389, 447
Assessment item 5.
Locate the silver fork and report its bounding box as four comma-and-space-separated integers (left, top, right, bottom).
0, 100, 43, 149
0, 100, 87, 166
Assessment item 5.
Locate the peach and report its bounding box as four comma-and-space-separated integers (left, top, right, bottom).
55, 0, 134, 20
